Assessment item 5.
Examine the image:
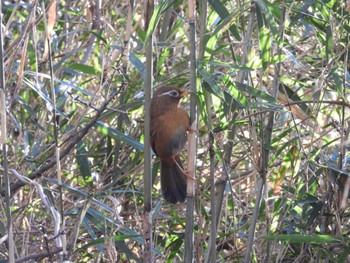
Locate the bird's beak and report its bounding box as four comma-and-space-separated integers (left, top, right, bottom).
180, 90, 191, 97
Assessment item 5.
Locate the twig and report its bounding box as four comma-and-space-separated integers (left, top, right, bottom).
1, 81, 125, 197
10, 168, 62, 259
0, 1, 15, 261
15, 247, 63, 263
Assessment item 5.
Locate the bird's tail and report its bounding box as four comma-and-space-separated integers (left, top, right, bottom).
160, 156, 187, 203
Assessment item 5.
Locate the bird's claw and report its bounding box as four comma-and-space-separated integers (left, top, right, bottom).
187, 127, 196, 133
183, 169, 194, 180
172, 157, 194, 180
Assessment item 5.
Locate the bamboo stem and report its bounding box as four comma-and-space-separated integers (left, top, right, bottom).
143, 0, 154, 262
0, 1, 14, 261
184, 0, 197, 261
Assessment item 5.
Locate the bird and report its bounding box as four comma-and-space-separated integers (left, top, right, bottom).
150, 86, 191, 203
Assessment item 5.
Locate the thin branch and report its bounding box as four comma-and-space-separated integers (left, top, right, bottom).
283, 100, 350, 109
0, 0, 14, 261
1, 80, 125, 197
15, 247, 63, 263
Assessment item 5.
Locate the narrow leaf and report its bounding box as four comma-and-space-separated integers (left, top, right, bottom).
95, 121, 144, 151
263, 234, 347, 244
145, 0, 172, 43
68, 63, 96, 75
255, 0, 282, 47
76, 140, 92, 186
198, 67, 224, 99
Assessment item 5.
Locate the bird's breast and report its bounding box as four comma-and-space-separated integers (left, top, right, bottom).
151, 108, 189, 158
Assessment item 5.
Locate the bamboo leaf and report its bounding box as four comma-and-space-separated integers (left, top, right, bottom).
198, 67, 224, 99
255, 0, 282, 47
263, 234, 348, 244
256, 5, 271, 70
68, 63, 96, 75
208, 0, 240, 39
145, 0, 172, 43
76, 141, 92, 186
95, 121, 144, 151
234, 82, 279, 104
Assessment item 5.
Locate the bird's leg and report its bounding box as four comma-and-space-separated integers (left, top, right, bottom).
172, 156, 184, 173
183, 169, 194, 180
187, 127, 196, 134
172, 156, 194, 180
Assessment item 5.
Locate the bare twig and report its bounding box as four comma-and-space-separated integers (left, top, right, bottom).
15, 247, 63, 263
1, 80, 125, 197
0, 1, 14, 261
10, 168, 62, 263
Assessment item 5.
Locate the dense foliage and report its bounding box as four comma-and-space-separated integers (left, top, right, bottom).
0, 0, 349, 262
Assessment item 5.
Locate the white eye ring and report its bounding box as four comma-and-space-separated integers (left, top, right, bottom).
168, 90, 179, 97
158, 90, 179, 97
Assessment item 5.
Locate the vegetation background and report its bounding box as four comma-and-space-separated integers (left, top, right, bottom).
0, 0, 349, 262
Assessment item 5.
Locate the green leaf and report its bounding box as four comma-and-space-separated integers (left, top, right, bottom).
234, 82, 279, 104
82, 217, 104, 252
90, 30, 108, 45
263, 234, 348, 244
315, 1, 330, 21
23, 70, 95, 97
211, 6, 243, 39
259, 27, 271, 70
290, 0, 316, 27
76, 140, 93, 186
68, 63, 96, 75
145, 0, 172, 43
75, 234, 141, 254
22, 77, 54, 111
331, 69, 345, 98
208, 0, 241, 39
325, 26, 332, 61
270, 132, 299, 165
338, 247, 350, 263
208, 0, 229, 19
95, 121, 144, 151
256, 4, 271, 70
115, 240, 142, 262
255, 0, 282, 47
129, 52, 146, 80
223, 74, 248, 107
111, 45, 145, 80
279, 84, 311, 115
198, 67, 224, 99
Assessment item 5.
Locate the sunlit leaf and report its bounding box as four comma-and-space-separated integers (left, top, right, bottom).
76, 140, 92, 186
255, 0, 282, 47
198, 67, 224, 99
263, 234, 347, 244
68, 63, 96, 75
95, 121, 144, 151
145, 0, 172, 43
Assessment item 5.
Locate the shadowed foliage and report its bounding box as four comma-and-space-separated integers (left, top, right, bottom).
0, 0, 349, 262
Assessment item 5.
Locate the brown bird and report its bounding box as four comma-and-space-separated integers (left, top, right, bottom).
150, 86, 191, 203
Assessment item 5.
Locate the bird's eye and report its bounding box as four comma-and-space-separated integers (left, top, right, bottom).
157, 89, 181, 98
167, 90, 179, 97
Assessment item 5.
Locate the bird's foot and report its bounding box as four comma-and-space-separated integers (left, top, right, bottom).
187, 127, 196, 133
173, 158, 184, 172
183, 169, 195, 180
172, 157, 194, 180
